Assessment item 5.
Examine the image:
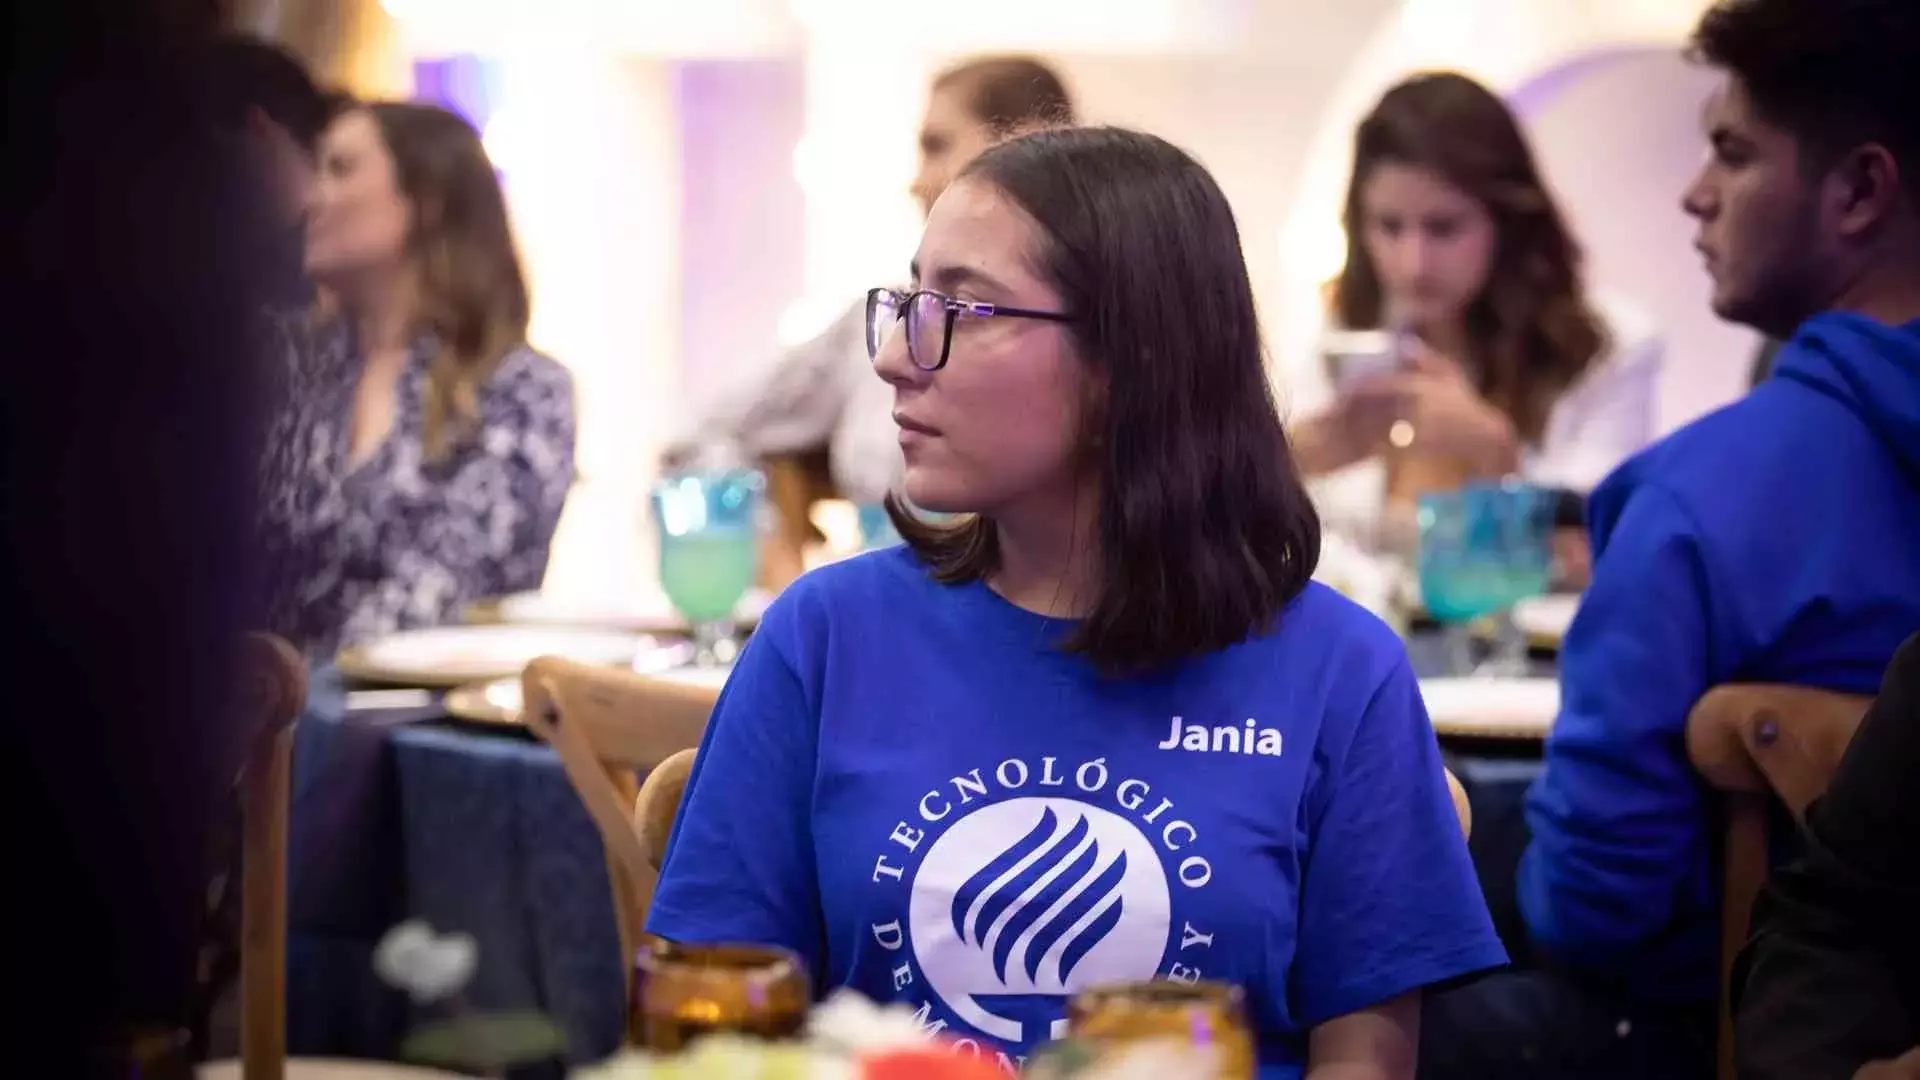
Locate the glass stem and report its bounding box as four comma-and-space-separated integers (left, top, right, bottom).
1444, 622, 1477, 676
1478, 609, 1530, 677
691, 621, 729, 667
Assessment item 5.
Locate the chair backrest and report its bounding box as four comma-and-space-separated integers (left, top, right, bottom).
520, 657, 718, 1012
635, 748, 698, 872
761, 450, 839, 593
1685, 683, 1873, 1080
238, 632, 308, 1080
1444, 768, 1472, 840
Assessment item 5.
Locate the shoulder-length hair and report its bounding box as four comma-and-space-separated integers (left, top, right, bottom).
1334, 71, 1608, 443
888, 126, 1322, 675
360, 101, 530, 460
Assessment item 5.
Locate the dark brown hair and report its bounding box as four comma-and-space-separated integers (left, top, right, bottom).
361, 101, 530, 460
202, 34, 330, 150
1690, 0, 1919, 191
889, 127, 1321, 675
1334, 71, 1608, 443
931, 55, 1076, 134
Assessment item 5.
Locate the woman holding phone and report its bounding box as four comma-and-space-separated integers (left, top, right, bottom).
1287, 72, 1663, 564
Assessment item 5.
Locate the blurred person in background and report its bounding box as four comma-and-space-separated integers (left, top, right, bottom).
1422, 0, 1920, 1075
4, 0, 277, 1067
1289, 72, 1662, 583
201, 33, 332, 308
263, 101, 577, 654
659, 55, 1075, 505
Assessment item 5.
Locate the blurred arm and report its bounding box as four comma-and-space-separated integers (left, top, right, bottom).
1519, 481, 1720, 986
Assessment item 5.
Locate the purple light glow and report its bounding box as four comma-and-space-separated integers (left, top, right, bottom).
412, 54, 498, 134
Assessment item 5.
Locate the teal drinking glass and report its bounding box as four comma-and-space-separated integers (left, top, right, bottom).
651, 468, 765, 666
1417, 480, 1554, 677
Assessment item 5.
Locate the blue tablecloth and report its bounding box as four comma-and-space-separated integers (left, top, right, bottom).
286, 635, 1547, 1070
288, 666, 631, 1072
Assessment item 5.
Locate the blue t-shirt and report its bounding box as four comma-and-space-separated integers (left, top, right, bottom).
647, 547, 1505, 1077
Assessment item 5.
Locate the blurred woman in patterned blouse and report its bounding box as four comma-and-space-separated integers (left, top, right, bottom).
262, 100, 576, 652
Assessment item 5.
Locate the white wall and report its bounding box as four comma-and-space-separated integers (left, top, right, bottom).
1520, 48, 1757, 430
486, 56, 683, 604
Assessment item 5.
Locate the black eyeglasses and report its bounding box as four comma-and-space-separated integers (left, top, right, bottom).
865, 287, 1073, 372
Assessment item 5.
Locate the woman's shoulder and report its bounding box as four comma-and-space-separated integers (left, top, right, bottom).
482, 344, 575, 426
1249, 581, 1413, 685
764, 546, 928, 625
492, 343, 574, 394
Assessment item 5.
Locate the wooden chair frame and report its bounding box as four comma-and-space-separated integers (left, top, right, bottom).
1685, 682, 1873, 1080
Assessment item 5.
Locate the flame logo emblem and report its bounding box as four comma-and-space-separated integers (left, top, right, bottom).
907, 796, 1172, 1044
949, 807, 1130, 988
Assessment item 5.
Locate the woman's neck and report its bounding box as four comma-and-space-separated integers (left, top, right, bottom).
339, 266, 420, 357
1414, 315, 1471, 361
987, 482, 1101, 619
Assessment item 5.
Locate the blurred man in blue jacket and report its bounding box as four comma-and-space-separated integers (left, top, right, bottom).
1422, 0, 1920, 1076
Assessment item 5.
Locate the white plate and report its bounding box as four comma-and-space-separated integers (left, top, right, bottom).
641, 664, 735, 691
476, 589, 772, 633
1511, 593, 1578, 647
336, 625, 652, 687
1420, 676, 1559, 739
444, 676, 524, 725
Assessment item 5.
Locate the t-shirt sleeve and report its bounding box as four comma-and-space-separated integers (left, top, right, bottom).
644, 611, 827, 986
1290, 653, 1507, 1026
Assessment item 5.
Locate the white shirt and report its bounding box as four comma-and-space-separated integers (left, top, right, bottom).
668, 298, 901, 504
1282, 295, 1664, 539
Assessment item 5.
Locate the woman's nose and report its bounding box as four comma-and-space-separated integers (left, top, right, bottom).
871, 318, 922, 388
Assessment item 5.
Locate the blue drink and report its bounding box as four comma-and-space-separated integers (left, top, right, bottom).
1418, 481, 1553, 675
652, 468, 765, 665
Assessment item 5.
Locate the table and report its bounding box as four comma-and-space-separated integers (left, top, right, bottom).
288, 667, 632, 1075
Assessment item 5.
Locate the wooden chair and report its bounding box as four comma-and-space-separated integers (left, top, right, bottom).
1444, 767, 1472, 840
761, 449, 840, 593
520, 658, 718, 1009
188, 634, 309, 1080
1685, 683, 1874, 1080
635, 749, 698, 873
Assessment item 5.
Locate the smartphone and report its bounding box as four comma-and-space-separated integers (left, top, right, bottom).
1321, 329, 1406, 388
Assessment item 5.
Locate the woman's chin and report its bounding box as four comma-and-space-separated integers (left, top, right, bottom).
901, 470, 973, 516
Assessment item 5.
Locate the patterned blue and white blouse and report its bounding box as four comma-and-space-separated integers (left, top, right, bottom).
260, 317, 577, 653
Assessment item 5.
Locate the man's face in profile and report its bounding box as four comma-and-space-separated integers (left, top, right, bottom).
1681, 78, 1831, 338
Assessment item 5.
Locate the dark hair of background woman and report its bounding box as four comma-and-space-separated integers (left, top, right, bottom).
931, 54, 1077, 132
887, 126, 1322, 675
1333, 71, 1609, 443
347, 102, 530, 460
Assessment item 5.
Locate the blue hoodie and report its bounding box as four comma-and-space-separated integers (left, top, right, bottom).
1519, 312, 1920, 1002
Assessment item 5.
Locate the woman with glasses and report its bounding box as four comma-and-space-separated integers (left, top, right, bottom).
647, 125, 1503, 1077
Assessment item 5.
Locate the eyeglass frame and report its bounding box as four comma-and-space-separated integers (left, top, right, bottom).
865, 286, 1074, 372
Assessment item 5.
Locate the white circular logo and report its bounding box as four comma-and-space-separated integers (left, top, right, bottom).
907, 796, 1172, 1042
